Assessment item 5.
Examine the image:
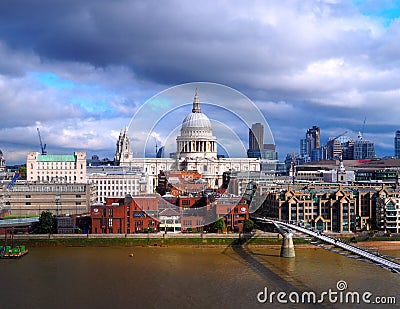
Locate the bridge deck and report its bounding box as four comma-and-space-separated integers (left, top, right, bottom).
253, 216, 400, 273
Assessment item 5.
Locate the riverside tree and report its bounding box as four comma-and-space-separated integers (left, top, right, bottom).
243, 219, 254, 233
213, 218, 226, 233
34, 211, 55, 234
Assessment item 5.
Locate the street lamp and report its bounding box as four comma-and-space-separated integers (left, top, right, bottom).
55, 194, 61, 216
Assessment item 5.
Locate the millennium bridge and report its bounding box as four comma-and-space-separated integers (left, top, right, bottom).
251, 216, 400, 274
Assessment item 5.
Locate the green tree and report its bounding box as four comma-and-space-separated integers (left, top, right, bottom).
34, 211, 55, 234
243, 219, 254, 233
213, 218, 226, 233
18, 165, 27, 180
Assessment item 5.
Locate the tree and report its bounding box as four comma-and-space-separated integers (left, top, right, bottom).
34, 211, 55, 234
213, 218, 226, 233
243, 219, 254, 233
18, 165, 27, 180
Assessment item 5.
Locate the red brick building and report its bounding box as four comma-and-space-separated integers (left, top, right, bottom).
90, 194, 250, 234
91, 195, 161, 234
128, 195, 159, 233
91, 198, 126, 234
213, 197, 249, 233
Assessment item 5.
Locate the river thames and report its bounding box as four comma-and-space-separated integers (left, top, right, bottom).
1, 245, 399, 308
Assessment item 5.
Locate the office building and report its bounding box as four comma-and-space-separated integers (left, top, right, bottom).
249, 123, 264, 151
86, 166, 150, 203
0, 149, 5, 172
354, 140, 376, 160
300, 126, 320, 162
395, 130, 400, 159
247, 123, 277, 161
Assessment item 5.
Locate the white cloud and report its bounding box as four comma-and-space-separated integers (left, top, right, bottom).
1, 0, 400, 162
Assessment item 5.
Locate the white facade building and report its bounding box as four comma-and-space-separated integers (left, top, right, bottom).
322, 159, 355, 183
27, 152, 86, 183
86, 166, 150, 203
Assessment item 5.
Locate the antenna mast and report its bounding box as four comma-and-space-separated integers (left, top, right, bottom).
358, 117, 366, 141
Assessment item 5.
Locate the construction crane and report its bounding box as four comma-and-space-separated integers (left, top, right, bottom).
7, 172, 19, 190
332, 130, 348, 142
326, 130, 348, 160
358, 117, 366, 141
37, 128, 47, 155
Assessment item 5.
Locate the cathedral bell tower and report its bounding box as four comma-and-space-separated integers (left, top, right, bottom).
114, 127, 133, 165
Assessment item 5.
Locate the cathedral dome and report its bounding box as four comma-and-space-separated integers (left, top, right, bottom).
181, 88, 212, 131
182, 112, 211, 130
176, 89, 217, 160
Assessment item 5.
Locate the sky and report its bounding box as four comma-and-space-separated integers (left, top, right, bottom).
1, 0, 400, 164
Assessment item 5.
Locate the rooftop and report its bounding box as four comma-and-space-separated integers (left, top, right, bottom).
37, 154, 76, 162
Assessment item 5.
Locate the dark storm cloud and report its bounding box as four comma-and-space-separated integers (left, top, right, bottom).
0, 0, 400, 163
0, 0, 358, 89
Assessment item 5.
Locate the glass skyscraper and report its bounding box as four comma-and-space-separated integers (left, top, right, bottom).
395, 130, 400, 159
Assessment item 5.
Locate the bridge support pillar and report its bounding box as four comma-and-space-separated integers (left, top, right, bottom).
280, 233, 295, 258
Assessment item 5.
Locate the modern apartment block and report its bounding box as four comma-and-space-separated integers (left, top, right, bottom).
377, 191, 400, 234
258, 184, 400, 233
27, 152, 86, 183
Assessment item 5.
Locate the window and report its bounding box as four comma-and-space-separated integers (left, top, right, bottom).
108, 218, 113, 227
26, 195, 31, 198
108, 208, 113, 217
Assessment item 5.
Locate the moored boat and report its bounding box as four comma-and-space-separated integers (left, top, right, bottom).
0, 245, 28, 259
1, 226, 29, 259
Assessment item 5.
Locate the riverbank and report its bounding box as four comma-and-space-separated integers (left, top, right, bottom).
8, 233, 399, 249
10, 235, 296, 248
355, 241, 400, 251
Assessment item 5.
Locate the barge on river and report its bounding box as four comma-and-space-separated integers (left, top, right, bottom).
0, 245, 28, 259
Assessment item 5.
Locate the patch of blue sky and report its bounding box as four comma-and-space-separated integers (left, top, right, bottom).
353, 0, 400, 26
31, 71, 120, 114
70, 97, 111, 113
31, 72, 77, 89
147, 97, 171, 111
31, 71, 101, 93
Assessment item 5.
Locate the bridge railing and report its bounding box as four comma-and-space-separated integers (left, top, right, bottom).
252, 216, 400, 272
